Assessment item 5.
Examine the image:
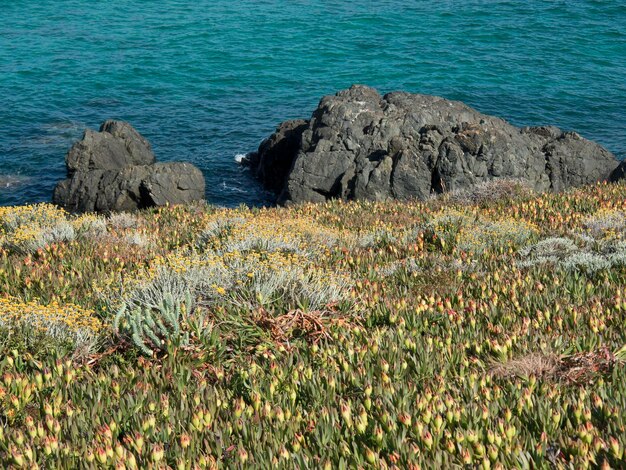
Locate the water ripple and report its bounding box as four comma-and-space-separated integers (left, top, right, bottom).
0, 0, 624, 207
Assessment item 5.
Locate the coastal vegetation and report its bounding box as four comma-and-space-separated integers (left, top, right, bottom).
1, 180, 626, 468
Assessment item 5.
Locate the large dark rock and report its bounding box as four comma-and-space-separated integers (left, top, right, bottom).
54, 121, 205, 213
250, 85, 620, 204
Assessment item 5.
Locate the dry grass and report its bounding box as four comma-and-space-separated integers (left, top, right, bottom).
253, 308, 354, 344
490, 347, 616, 385
438, 178, 535, 206
489, 352, 561, 380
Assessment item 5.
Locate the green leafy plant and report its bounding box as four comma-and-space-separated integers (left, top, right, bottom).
114, 291, 194, 356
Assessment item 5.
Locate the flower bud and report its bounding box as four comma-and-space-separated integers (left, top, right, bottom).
238, 447, 249, 464
10, 447, 24, 467
609, 437, 623, 459
422, 430, 433, 449
151, 444, 164, 462
398, 412, 411, 427
95, 446, 107, 464
374, 425, 384, 444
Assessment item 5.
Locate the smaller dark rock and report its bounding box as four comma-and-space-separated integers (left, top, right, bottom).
54, 121, 205, 213
66, 120, 155, 175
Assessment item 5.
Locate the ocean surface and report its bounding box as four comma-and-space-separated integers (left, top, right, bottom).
1, 0, 625, 207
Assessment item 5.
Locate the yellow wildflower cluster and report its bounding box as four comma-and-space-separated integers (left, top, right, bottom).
0, 204, 72, 253
139, 242, 350, 306
420, 208, 537, 255
0, 296, 103, 335
202, 209, 355, 256
8, 225, 43, 248
0, 203, 109, 254
116, 212, 354, 312
71, 212, 107, 234
0, 203, 67, 234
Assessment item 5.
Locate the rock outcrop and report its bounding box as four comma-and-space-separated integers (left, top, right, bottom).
54, 121, 205, 213
249, 85, 620, 204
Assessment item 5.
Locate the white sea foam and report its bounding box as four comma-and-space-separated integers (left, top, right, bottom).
221, 181, 246, 193
31, 121, 86, 145
0, 174, 30, 189
234, 153, 248, 164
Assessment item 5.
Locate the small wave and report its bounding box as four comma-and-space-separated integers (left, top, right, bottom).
0, 174, 31, 190
29, 120, 86, 146
221, 181, 247, 193
85, 97, 122, 107
41, 120, 85, 135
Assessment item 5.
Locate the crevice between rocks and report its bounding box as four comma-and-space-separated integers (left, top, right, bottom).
430, 165, 444, 195
388, 151, 401, 198
541, 144, 554, 191
311, 186, 336, 200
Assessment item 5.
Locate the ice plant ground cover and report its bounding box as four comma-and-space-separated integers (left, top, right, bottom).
1, 181, 626, 468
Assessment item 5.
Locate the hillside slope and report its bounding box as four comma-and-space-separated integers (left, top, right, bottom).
1, 180, 626, 468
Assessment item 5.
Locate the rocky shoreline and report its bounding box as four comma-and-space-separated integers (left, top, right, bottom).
52, 86, 624, 213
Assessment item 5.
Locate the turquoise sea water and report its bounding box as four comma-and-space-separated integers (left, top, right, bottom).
1, 0, 625, 207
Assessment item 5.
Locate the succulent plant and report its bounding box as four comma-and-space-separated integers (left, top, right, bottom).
114, 291, 194, 355
1, 182, 626, 467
